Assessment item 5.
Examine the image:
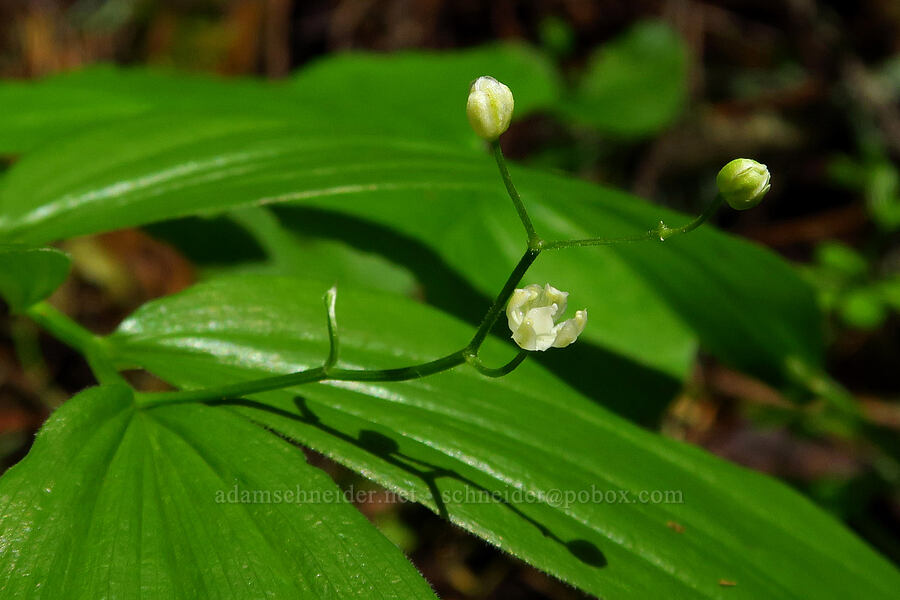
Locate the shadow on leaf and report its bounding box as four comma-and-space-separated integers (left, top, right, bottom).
208, 395, 607, 569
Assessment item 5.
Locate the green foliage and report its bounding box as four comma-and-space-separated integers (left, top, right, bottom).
558, 21, 689, 137
0, 44, 560, 154
290, 44, 560, 144
219, 207, 418, 295
0, 111, 819, 382
803, 241, 898, 331
0, 245, 70, 312
0, 384, 436, 598
103, 275, 898, 599
0, 45, 894, 599
829, 154, 900, 231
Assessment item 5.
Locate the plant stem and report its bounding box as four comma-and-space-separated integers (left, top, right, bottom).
543, 233, 656, 249
328, 351, 468, 382
468, 351, 529, 377
666, 194, 725, 237
26, 302, 101, 356
137, 367, 328, 407
138, 350, 469, 408
25, 301, 125, 385
138, 246, 542, 408
543, 194, 725, 250
324, 286, 340, 369
491, 141, 540, 246
467, 248, 540, 352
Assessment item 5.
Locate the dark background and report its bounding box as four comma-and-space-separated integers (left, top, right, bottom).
1, 1, 898, 598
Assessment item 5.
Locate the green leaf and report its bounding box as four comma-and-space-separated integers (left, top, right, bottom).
559, 20, 689, 137
219, 207, 418, 296
0, 383, 436, 599
0, 67, 284, 154
0, 44, 559, 153
0, 244, 69, 312
839, 287, 887, 330
289, 43, 560, 144
815, 241, 869, 277
0, 113, 820, 382
106, 275, 900, 599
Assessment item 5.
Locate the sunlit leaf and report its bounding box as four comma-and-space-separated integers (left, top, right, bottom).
105, 275, 900, 599
0, 384, 436, 599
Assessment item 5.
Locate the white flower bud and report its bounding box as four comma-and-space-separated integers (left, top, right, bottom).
716, 158, 771, 210
506, 284, 587, 351
466, 76, 514, 141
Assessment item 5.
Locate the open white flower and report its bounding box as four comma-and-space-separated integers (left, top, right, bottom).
506, 284, 587, 351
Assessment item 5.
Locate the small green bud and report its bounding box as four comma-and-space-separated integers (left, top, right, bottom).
466, 76, 514, 141
717, 158, 771, 210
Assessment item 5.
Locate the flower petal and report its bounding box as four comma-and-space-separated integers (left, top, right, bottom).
512, 305, 557, 351
540, 284, 568, 318
506, 287, 538, 330
552, 309, 588, 348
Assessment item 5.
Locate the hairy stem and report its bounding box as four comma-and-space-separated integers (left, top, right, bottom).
543, 194, 725, 250
491, 141, 540, 246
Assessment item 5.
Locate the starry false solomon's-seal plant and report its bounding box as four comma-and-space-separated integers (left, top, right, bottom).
7, 61, 897, 600
24, 76, 772, 407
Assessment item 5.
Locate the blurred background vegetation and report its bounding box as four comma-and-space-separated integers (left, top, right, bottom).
1, 1, 898, 598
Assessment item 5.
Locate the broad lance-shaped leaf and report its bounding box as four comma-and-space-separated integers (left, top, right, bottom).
0, 43, 558, 153
0, 114, 818, 383
106, 275, 900, 599
0, 384, 437, 599
0, 244, 70, 312
288, 43, 559, 145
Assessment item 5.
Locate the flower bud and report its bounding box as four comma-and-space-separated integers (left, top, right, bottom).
506, 284, 587, 351
466, 76, 514, 141
717, 158, 771, 210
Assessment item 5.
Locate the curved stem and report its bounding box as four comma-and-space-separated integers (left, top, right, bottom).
663, 194, 724, 238
25, 301, 123, 384
468, 351, 528, 378
138, 350, 469, 408
26, 302, 101, 356
327, 350, 467, 382
136, 245, 543, 408
467, 248, 540, 352
491, 141, 540, 245
137, 367, 328, 408
324, 286, 340, 370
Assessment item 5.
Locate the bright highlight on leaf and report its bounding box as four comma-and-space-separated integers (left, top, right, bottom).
506, 283, 587, 351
